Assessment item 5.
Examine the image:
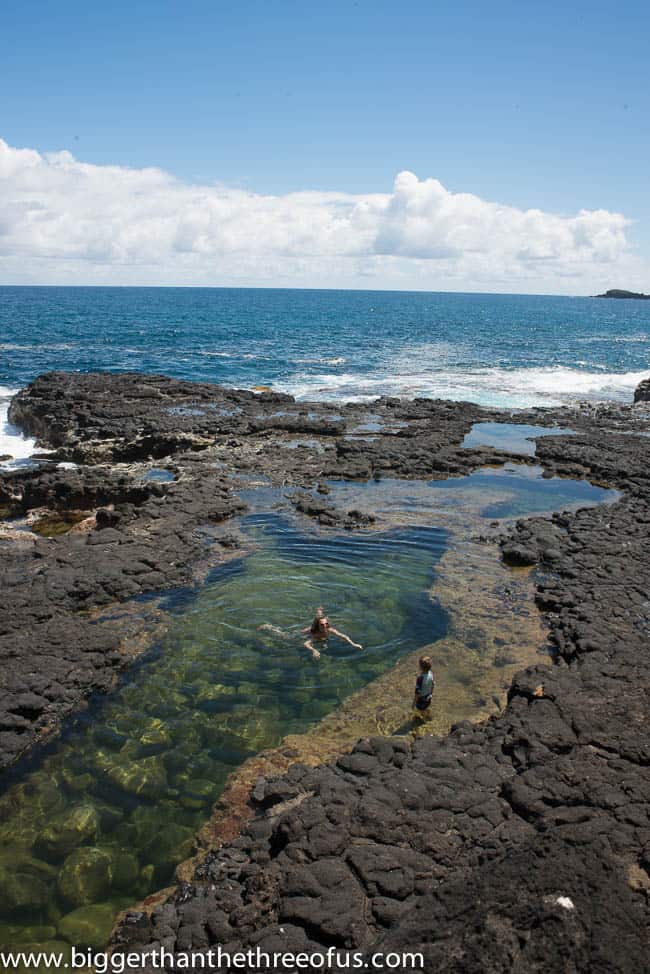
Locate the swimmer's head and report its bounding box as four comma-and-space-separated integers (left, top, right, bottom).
311, 611, 330, 634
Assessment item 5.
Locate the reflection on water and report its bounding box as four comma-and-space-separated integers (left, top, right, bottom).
0, 463, 619, 954
328, 462, 617, 524
462, 421, 576, 456
0, 517, 446, 952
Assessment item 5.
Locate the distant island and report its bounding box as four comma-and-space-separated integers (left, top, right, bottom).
595, 288, 650, 300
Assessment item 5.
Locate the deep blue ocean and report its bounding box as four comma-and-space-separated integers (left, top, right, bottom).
1, 287, 649, 454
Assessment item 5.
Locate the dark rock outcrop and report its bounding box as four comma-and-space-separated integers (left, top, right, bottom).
634, 378, 650, 403
595, 288, 650, 300
290, 491, 375, 529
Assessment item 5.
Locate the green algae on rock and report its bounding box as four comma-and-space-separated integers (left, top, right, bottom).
58, 847, 113, 907
58, 903, 117, 951
34, 805, 100, 863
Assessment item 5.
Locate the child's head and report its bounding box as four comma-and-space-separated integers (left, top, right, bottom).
419, 655, 432, 672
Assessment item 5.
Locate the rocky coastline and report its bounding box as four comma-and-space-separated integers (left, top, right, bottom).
2, 371, 650, 970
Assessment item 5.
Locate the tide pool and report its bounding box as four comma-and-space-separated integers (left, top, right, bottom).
0, 462, 619, 954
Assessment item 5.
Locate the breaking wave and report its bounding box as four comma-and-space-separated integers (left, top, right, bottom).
276, 367, 650, 409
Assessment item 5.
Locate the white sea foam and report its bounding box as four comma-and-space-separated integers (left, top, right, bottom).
276, 367, 650, 409
293, 356, 348, 366
0, 387, 42, 466
199, 351, 270, 360
0, 342, 77, 352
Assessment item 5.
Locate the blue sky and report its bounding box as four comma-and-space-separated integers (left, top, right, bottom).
1, 0, 649, 290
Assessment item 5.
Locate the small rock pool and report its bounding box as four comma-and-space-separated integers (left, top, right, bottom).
462, 421, 576, 457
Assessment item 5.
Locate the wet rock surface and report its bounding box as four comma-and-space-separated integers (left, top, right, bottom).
3, 370, 650, 970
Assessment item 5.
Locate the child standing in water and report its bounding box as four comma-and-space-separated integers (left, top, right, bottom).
413, 656, 435, 716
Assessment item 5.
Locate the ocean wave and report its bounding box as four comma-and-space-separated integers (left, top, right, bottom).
293, 356, 348, 366
199, 351, 271, 361
0, 391, 40, 462
0, 343, 78, 352
276, 367, 650, 409
574, 334, 649, 344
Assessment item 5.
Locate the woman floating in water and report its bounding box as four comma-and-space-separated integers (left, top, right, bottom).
302, 607, 363, 660
258, 606, 362, 661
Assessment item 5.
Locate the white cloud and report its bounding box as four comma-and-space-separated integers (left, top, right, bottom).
0, 137, 647, 292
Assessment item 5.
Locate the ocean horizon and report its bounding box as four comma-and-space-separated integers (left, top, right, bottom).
2, 284, 649, 461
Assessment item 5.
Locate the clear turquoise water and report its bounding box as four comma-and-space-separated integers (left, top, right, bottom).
1, 286, 649, 407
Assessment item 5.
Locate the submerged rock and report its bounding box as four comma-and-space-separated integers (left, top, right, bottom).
141, 824, 194, 881
108, 850, 140, 891
105, 755, 168, 800
34, 805, 100, 862
138, 718, 172, 751
58, 903, 116, 950
0, 861, 51, 916
58, 847, 113, 906
0, 924, 57, 945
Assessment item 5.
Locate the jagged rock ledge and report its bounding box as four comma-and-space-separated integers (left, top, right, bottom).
2, 371, 650, 970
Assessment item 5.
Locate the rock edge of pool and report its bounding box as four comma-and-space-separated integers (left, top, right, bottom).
2, 370, 650, 973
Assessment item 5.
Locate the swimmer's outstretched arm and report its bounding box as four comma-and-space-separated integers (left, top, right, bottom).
257, 624, 290, 640
329, 627, 363, 650
303, 638, 321, 661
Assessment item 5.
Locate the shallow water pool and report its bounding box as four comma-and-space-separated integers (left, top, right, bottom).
0, 515, 447, 951
328, 462, 617, 523
0, 463, 619, 953
142, 467, 175, 483
462, 421, 576, 456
